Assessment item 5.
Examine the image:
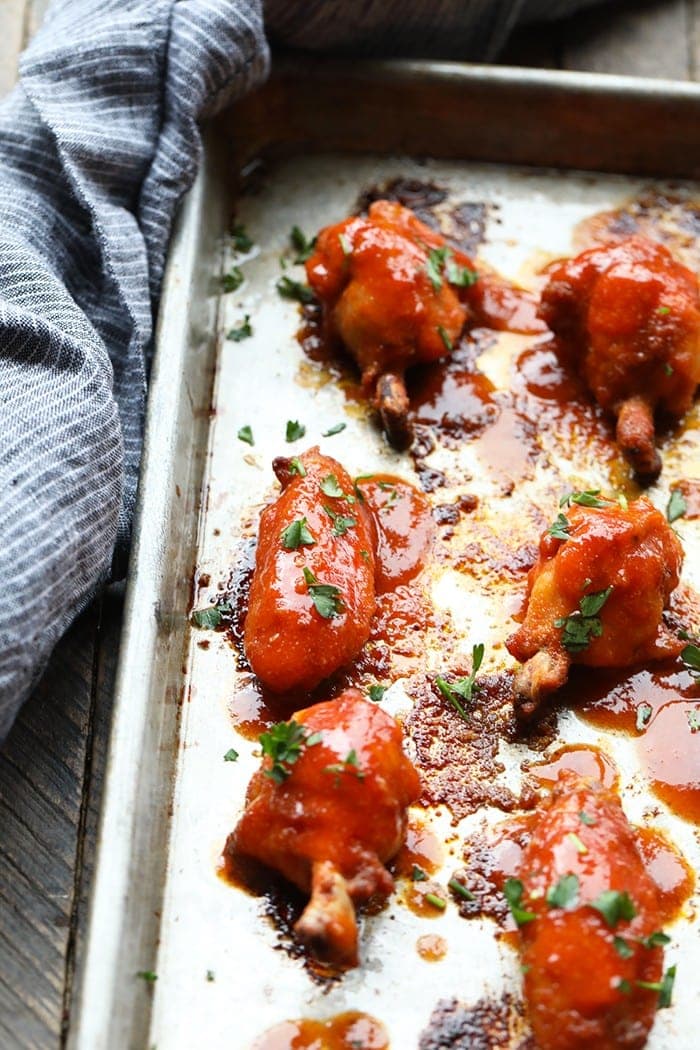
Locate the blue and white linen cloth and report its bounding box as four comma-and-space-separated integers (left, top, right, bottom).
0, 0, 603, 736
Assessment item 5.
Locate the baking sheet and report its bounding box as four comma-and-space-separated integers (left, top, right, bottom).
71, 61, 700, 1050
152, 154, 699, 1048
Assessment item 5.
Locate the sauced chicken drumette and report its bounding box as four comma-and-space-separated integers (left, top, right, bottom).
305, 200, 475, 448
540, 236, 700, 478
506, 495, 683, 717
513, 771, 670, 1050
227, 690, 421, 968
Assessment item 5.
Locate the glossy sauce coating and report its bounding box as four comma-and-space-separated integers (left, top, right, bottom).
540, 236, 700, 476
244, 448, 377, 694
516, 772, 667, 1050
355, 473, 435, 592
251, 1011, 389, 1050
227, 690, 421, 967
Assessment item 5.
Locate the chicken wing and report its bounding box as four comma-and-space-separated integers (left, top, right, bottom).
506, 495, 683, 717
226, 689, 421, 968
540, 236, 700, 478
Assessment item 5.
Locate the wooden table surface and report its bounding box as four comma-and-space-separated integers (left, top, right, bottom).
1, 1, 698, 1047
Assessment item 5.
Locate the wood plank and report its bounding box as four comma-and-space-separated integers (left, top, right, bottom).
561, 0, 691, 80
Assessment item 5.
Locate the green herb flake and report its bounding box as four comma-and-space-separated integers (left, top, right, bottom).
554, 586, 613, 654
302, 566, 344, 618
559, 489, 609, 509
547, 512, 571, 541
579, 810, 596, 826
667, 488, 687, 524
259, 720, 320, 784
368, 684, 387, 702
290, 226, 317, 263
289, 456, 307, 477
641, 931, 671, 949
504, 878, 536, 926
613, 935, 634, 959
206, 969, 216, 982
222, 267, 244, 293
617, 978, 632, 995
223, 748, 239, 763
687, 708, 700, 733
435, 643, 484, 722
191, 602, 231, 630
590, 889, 637, 928
657, 305, 671, 315
323, 422, 347, 437
637, 965, 676, 1009
425, 246, 450, 291
567, 832, 588, 855
136, 971, 158, 983
546, 873, 579, 910
437, 325, 453, 352
636, 702, 653, 732
276, 275, 315, 304
681, 643, 700, 676
285, 419, 306, 442
237, 425, 254, 446
449, 878, 476, 902
227, 315, 252, 342
445, 259, 479, 288
664, 363, 674, 376
412, 865, 428, 882
320, 474, 345, 498
231, 224, 253, 253
425, 892, 447, 911
281, 516, 316, 550
323, 504, 357, 536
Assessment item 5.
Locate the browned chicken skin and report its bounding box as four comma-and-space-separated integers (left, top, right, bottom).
540, 236, 700, 477
305, 200, 473, 448
227, 689, 421, 968
515, 772, 668, 1050
506, 495, 683, 717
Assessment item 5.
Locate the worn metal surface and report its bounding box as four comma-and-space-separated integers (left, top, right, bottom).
71, 60, 700, 1050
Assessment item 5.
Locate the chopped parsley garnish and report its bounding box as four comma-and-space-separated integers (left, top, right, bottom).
276, 275, 315, 304
547, 512, 571, 541
554, 586, 613, 654
579, 810, 596, 826
641, 931, 671, 949
546, 873, 579, 910
231, 223, 253, 253
259, 720, 321, 784
657, 305, 671, 316
435, 643, 485, 722
667, 488, 687, 523
559, 489, 609, 509
320, 474, 345, 498
687, 708, 700, 733
504, 878, 536, 926
322, 422, 347, 437
191, 602, 232, 629
636, 702, 653, 732
613, 935, 634, 959
323, 750, 365, 782
412, 865, 428, 882
222, 266, 244, 293
589, 889, 637, 928
206, 969, 216, 982
338, 233, 352, 256
425, 246, 451, 291
368, 684, 387, 702
285, 419, 306, 442
290, 225, 317, 263
445, 258, 479, 287
664, 362, 674, 376
323, 504, 357, 536
567, 832, 587, 854
289, 456, 306, 477
227, 315, 252, 341
637, 965, 676, 1009
223, 748, 239, 762
449, 877, 476, 902
136, 971, 158, 982
617, 978, 632, 995
237, 425, 254, 446
281, 517, 316, 549
681, 644, 700, 676
425, 893, 447, 911
302, 567, 344, 618
437, 325, 453, 352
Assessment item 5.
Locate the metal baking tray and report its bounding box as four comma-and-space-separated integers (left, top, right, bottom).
70, 59, 700, 1050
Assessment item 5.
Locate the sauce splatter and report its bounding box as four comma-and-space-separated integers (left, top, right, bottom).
251, 1011, 389, 1050
525, 743, 619, 791
417, 934, 448, 962
356, 474, 435, 591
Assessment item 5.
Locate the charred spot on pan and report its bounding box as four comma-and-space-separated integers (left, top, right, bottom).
223, 536, 257, 657
355, 177, 448, 224
419, 993, 530, 1050
443, 201, 491, 257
